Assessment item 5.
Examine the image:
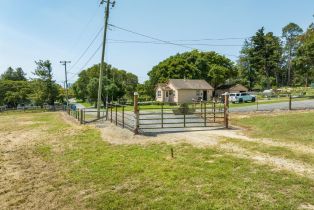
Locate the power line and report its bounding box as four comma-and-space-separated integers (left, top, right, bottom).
171, 37, 251, 41
68, 26, 104, 73
68, 43, 102, 81
107, 39, 243, 46
68, 6, 101, 54
108, 24, 196, 50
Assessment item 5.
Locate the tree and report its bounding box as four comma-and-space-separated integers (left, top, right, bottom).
72, 63, 138, 105
294, 27, 314, 86
238, 40, 256, 89
137, 80, 155, 101
282, 23, 303, 86
0, 80, 31, 107
239, 28, 282, 89
1, 67, 27, 81
148, 50, 236, 89
33, 60, 59, 105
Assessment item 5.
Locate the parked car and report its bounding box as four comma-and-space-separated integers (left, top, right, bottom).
229, 92, 256, 103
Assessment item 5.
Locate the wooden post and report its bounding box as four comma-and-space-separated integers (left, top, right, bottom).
289, 94, 292, 110
80, 109, 83, 124
183, 112, 186, 128
204, 102, 207, 127
224, 93, 229, 129
110, 104, 113, 123
115, 105, 118, 125
213, 102, 216, 123
134, 92, 139, 134
171, 148, 174, 158
122, 106, 125, 128
161, 104, 164, 128
224, 93, 229, 128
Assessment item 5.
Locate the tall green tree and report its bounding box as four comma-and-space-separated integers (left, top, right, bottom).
148, 50, 236, 89
1, 67, 27, 81
238, 40, 256, 89
33, 60, 59, 105
282, 23, 303, 86
294, 27, 314, 86
72, 63, 138, 105
239, 28, 282, 89
0, 80, 31, 107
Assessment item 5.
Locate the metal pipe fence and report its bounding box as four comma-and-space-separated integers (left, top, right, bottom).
137, 101, 227, 132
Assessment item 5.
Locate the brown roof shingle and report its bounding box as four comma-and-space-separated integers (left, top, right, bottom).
169, 79, 213, 90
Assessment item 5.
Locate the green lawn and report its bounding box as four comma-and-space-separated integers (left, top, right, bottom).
232, 111, 314, 146
1, 112, 314, 209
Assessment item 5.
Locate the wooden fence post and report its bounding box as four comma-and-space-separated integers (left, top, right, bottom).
183, 112, 186, 128
161, 104, 164, 128
84, 109, 85, 123
213, 102, 216, 123
115, 105, 118, 125
204, 102, 207, 127
110, 104, 113, 123
289, 94, 292, 110
134, 92, 139, 134
122, 106, 125, 128
80, 109, 83, 124
224, 93, 229, 129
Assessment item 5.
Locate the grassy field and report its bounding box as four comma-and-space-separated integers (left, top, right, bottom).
232, 111, 314, 146
0, 111, 314, 209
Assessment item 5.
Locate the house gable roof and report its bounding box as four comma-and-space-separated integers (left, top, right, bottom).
169, 79, 214, 90
216, 84, 248, 91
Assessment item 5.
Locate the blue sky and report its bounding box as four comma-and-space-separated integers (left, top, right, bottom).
0, 0, 313, 84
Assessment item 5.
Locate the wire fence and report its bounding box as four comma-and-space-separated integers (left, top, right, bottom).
0, 105, 66, 113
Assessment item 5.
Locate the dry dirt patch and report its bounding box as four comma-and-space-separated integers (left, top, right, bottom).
0, 113, 89, 210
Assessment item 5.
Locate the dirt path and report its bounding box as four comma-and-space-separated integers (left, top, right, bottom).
99, 121, 314, 180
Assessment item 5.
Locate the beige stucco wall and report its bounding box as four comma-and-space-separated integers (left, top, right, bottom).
156, 84, 213, 103
177, 89, 213, 103
156, 87, 164, 102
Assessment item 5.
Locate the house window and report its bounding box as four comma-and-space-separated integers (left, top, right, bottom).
166, 91, 169, 97
157, 91, 161, 98
196, 90, 203, 97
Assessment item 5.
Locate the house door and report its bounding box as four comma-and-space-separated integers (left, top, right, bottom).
165, 91, 169, 102
203, 90, 208, 101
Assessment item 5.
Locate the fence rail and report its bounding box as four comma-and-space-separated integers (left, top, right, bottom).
64, 95, 229, 134
0, 105, 66, 113
137, 101, 227, 132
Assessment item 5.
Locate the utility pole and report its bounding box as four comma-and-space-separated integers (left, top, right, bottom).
97, 0, 115, 119
60, 61, 71, 107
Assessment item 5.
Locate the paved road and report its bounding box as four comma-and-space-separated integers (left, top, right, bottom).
230, 99, 314, 112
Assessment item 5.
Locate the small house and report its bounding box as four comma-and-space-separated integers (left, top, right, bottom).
215, 84, 248, 97
156, 79, 214, 103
